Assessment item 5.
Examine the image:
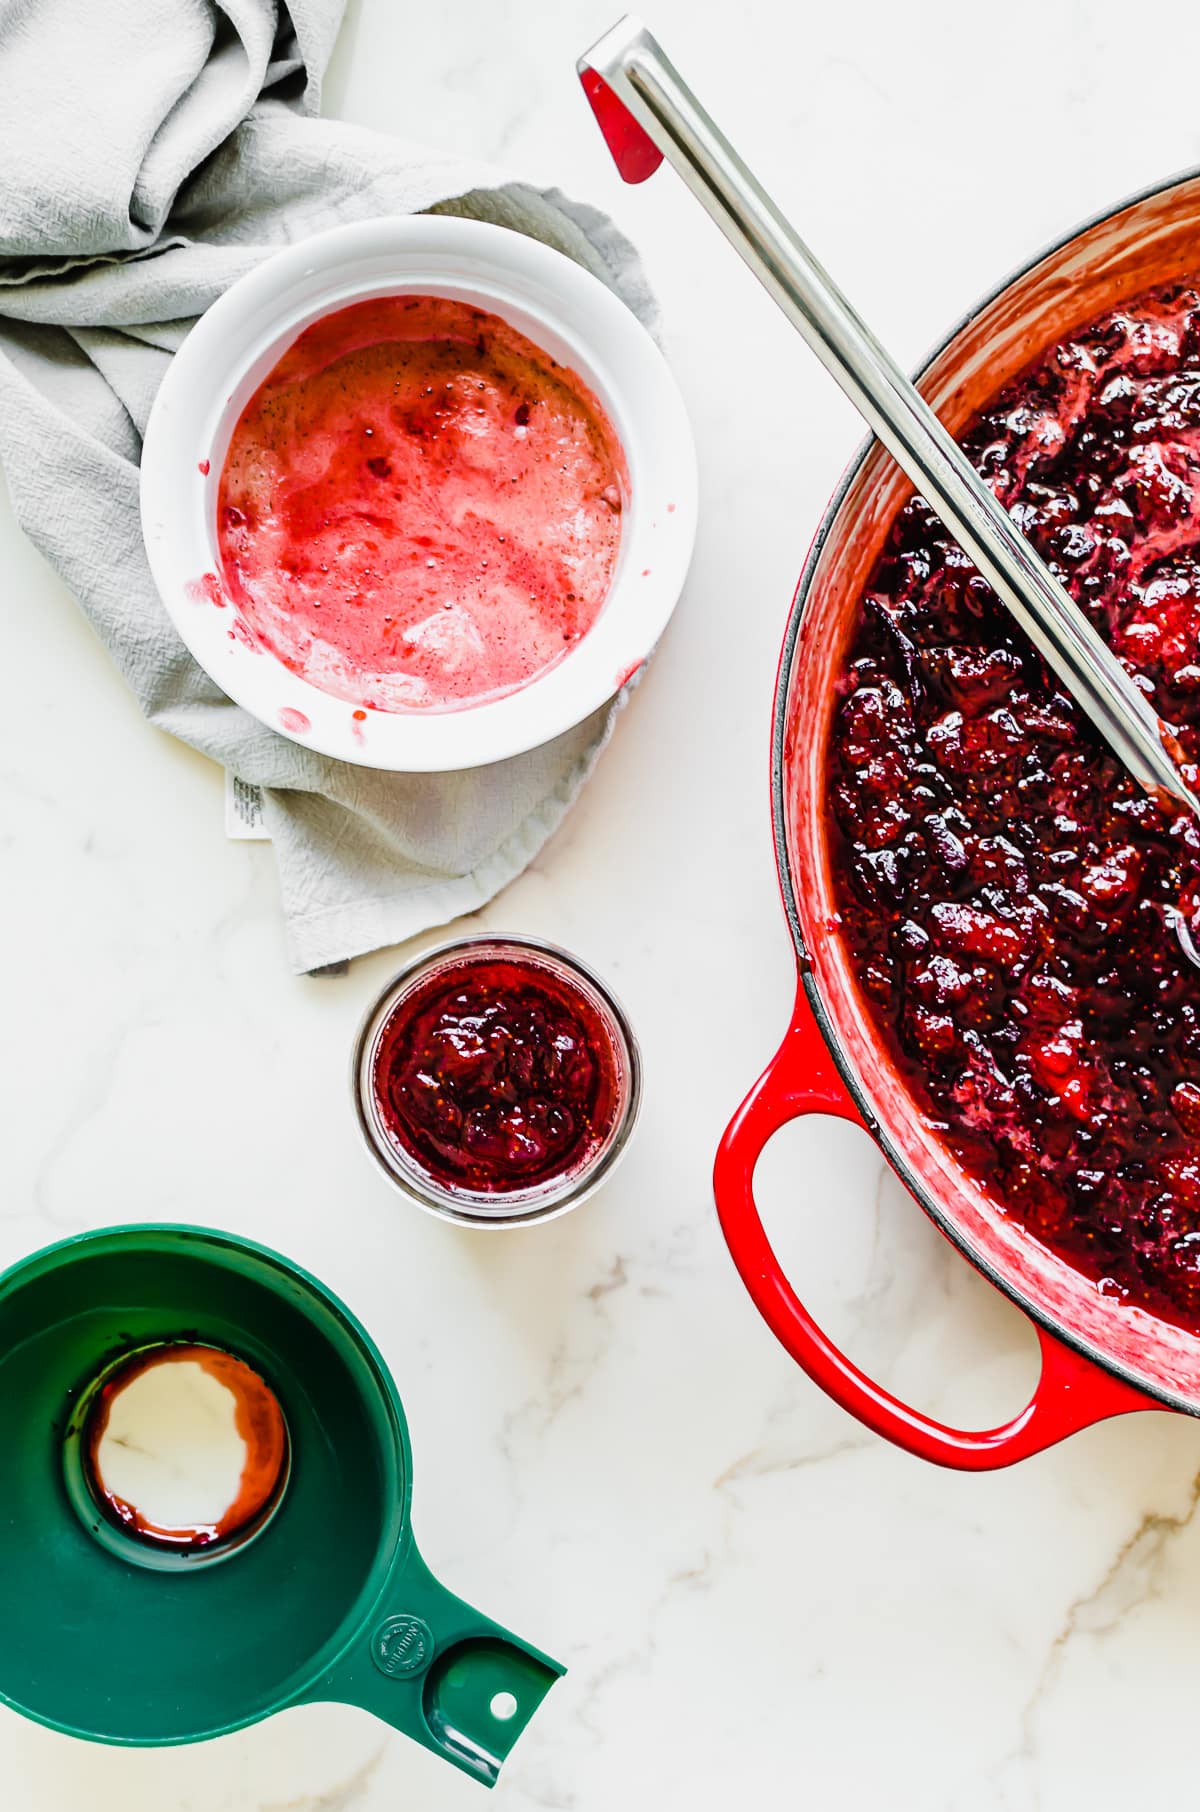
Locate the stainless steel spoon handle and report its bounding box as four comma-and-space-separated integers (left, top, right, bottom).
580, 15, 1200, 820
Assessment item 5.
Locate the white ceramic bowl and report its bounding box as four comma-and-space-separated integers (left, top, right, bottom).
140, 215, 697, 771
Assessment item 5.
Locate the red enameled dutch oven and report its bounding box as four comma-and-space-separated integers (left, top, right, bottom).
714, 171, 1200, 1467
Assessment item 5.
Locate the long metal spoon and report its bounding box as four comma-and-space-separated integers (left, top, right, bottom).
578, 15, 1200, 855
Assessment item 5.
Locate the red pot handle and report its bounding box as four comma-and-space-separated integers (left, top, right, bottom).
713, 982, 1159, 1468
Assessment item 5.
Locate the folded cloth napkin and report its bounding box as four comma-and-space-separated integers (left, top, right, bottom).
0, 0, 657, 973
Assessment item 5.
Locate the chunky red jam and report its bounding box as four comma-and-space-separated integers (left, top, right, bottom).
828, 284, 1200, 1327
372, 953, 623, 1194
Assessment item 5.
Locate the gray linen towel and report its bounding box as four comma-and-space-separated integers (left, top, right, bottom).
0, 0, 657, 973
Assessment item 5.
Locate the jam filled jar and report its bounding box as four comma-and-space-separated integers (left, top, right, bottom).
353, 936, 642, 1225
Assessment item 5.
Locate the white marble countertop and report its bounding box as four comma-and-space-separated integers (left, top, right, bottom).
8, 1, 1200, 1806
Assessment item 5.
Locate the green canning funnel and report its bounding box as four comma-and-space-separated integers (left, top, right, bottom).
0, 1224, 562, 1787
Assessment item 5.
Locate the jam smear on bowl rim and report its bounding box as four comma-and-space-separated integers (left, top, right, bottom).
827, 281, 1200, 1330
355, 937, 641, 1225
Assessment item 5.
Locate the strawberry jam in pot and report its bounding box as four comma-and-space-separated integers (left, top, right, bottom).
355, 938, 641, 1224
827, 283, 1200, 1329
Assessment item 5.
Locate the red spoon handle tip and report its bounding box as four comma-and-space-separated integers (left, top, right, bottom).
577, 63, 663, 184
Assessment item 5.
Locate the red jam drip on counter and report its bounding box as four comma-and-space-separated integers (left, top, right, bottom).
83, 1344, 288, 1550
217, 296, 626, 713
372, 956, 622, 1193
828, 284, 1200, 1328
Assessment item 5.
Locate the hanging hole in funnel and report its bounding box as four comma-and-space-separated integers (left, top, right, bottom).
62, 1341, 291, 1570
423, 1639, 561, 1784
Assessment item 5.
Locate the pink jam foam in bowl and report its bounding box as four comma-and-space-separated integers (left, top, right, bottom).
217, 295, 628, 714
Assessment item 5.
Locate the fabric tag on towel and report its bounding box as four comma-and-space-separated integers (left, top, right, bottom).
225, 773, 270, 841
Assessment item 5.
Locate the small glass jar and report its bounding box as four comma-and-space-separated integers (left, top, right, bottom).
352, 935, 642, 1227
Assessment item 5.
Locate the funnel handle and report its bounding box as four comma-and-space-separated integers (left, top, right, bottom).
297, 1538, 563, 1789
